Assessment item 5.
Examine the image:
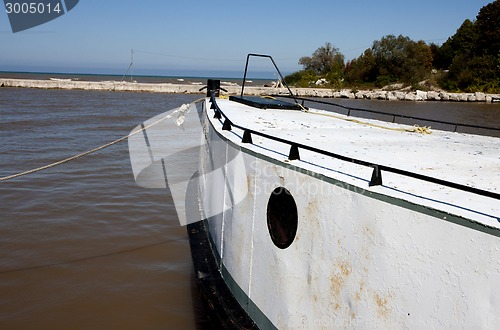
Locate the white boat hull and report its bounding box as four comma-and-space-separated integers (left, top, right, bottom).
197, 98, 500, 329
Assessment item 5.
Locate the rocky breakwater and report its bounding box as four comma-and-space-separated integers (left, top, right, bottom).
0, 78, 276, 95
275, 87, 500, 103
1, 78, 499, 102
0, 78, 207, 93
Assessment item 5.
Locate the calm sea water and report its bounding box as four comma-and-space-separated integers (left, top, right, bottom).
0, 85, 499, 329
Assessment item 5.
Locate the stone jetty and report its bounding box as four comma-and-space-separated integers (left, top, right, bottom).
1, 78, 499, 102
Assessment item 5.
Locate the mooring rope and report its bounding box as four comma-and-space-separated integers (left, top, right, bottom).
307, 109, 432, 134
261, 95, 431, 134
0, 99, 203, 183
1, 134, 131, 182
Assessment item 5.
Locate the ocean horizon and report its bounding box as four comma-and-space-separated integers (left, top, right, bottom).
0, 69, 283, 87
0, 67, 291, 81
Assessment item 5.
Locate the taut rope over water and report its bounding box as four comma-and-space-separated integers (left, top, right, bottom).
0, 101, 200, 182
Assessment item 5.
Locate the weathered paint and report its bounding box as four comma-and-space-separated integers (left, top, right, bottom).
197, 98, 500, 329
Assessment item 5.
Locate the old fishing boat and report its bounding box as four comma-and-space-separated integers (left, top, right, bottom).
129, 54, 500, 329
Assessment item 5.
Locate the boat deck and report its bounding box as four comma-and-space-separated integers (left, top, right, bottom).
211, 98, 500, 229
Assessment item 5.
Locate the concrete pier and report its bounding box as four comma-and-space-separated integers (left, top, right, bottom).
1, 78, 499, 102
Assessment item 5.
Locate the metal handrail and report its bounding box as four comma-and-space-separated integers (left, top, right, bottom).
209, 92, 500, 201
276, 95, 500, 134
240, 54, 298, 104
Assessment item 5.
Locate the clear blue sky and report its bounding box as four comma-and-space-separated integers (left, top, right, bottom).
0, 0, 493, 77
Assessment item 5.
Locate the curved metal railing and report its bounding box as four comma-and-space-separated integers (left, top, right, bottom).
208, 91, 500, 201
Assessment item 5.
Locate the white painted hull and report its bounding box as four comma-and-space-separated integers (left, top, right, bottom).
197, 98, 500, 329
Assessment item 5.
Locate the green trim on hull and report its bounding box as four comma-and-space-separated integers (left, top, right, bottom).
207, 227, 278, 330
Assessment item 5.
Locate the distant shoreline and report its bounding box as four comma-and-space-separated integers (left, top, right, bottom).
0, 71, 272, 84
1, 78, 499, 103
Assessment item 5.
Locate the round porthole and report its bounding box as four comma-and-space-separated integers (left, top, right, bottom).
267, 187, 298, 249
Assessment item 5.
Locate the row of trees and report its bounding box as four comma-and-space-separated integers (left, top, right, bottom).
284, 0, 499, 93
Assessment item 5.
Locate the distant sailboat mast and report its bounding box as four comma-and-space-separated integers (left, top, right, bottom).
121, 49, 135, 82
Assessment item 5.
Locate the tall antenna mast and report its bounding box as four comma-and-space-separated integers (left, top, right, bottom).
130, 49, 134, 82
121, 49, 135, 82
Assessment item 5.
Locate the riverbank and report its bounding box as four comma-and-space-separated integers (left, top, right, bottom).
1, 78, 499, 102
